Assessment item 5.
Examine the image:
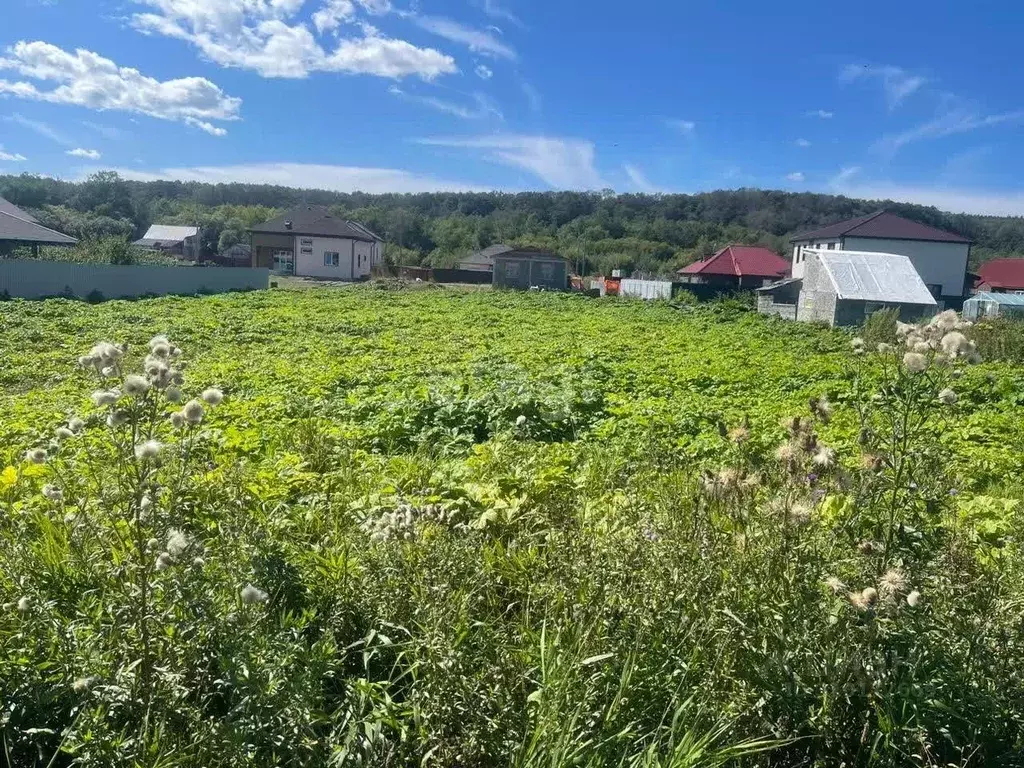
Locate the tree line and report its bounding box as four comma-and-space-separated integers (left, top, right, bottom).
2, 171, 1022, 273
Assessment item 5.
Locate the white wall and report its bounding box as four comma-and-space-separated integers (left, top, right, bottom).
791, 240, 840, 278
294, 236, 356, 279
353, 240, 374, 278
842, 237, 968, 297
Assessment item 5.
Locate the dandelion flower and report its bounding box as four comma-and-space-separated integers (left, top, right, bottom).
16, 596, 30, 612
182, 399, 204, 425
165, 387, 182, 404
201, 388, 224, 406
91, 390, 120, 407
169, 411, 186, 429
788, 502, 812, 527
906, 590, 922, 607
938, 388, 958, 405
155, 552, 173, 572
812, 447, 836, 468
825, 576, 845, 594
903, 352, 928, 374
72, 676, 96, 694
68, 417, 85, 433
135, 440, 162, 460
123, 374, 150, 397
25, 448, 47, 464
241, 584, 269, 604
41, 484, 63, 502
167, 528, 190, 557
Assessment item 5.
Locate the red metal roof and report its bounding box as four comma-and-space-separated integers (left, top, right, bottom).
679, 245, 790, 278
977, 258, 1024, 290
790, 211, 971, 244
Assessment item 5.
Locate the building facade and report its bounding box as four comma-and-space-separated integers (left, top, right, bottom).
678, 245, 790, 289
492, 251, 568, 290
250, 207, 383, 280
134, 225, 202, 260
790, 211, 971, 304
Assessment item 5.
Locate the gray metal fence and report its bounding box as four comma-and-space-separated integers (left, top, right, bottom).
0, 260, 268, 300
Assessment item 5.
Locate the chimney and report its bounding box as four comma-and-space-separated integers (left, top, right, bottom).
284, 220, 292, 230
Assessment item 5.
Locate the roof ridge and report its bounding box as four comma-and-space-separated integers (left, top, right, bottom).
728, 245, 742, 276
0, 210, 78, 242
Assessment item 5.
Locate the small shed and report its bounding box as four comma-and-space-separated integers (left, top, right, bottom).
962, 291, 1024, 321
134, 225, 202, 260
493, 250, 569, 291
756, 277, 802, 320
798, 249, 937, 326
458, 243, 512, 272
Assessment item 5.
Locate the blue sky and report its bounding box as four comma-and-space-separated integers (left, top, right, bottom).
3, 0, 1024, 214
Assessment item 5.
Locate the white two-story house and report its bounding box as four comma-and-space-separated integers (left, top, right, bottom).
250, 206, 383, 279
790, 211, 972, 305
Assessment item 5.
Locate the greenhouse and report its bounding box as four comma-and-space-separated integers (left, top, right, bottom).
962, 291, 1024, 321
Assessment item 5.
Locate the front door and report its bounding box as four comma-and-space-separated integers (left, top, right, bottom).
273, 250, 294, 275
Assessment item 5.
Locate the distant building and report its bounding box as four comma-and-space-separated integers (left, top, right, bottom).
134, 225, 202, 260
492, 250, 569, 291
975, 258, 1024, 293
678, 245, 790, 289
0, 195, 77, 255
963, 291, 1024, 321
459, 243, 512, 272
249, 206, 383, 279
216, 242, 252, 265
795, 249, 937, 326
790, 211, 971, 304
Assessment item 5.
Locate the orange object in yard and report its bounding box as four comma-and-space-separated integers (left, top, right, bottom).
604, 278, 620, 296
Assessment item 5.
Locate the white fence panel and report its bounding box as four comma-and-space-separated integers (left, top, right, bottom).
619, 279, 674, 300
0, 260, 268, 300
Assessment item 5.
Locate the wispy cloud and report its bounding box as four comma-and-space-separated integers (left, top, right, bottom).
389, 85, 502, 120
475, 64, 493, 80
67, 147, 101, 159
840, 63, 926, 109
82, 120, 126, 140
623, 164, 660, 194
831, 166, 861, 186
4, 111, 71, 145
668, 119, 695, 134
418, 134, 606, 189
521, 81, 541, 113
806, 109, 833, 119
410, 15, 516, 59
785, 172, 805, 182
106, 162, 485, 193
0, 146, 27, 162
477, 0, 524, 28
873, 109, 1024, 156
829, 178, 1024, 216
795, 138, 811, 148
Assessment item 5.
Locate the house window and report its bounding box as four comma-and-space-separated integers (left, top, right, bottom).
300, 247, 313, 254
827, 242, 835, 250
272, 250, 294, 275
539, 262, 555, 281
505, 261, 521, 278
324, 251, 340, 267
300, 238, 313, 246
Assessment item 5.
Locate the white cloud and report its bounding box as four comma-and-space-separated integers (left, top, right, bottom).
475, 64, 493, 80
0, 41, 240, 133
624, 164, 660, 194
478, 0, 523, 27
184, 116, 228, 135
669, 119, 695, 134
840, 64, 926, 109
389, 85, 502, 120
67, 147, 101, 159
131, 0, 456, 80
830, 180, 1024, 216
410, 15, 516, 59
795, 138, 811, 147
785, 172, 805, 182
4, 112, 71, 145
0, 146, 27, 162
831, 166, 861, 186
806, 109, 833, 119
873, 109, 1024, 155
104, 162, 487, 193
521, 81, 541, 113
82, 120, 126, 140
418, 134, 606, 189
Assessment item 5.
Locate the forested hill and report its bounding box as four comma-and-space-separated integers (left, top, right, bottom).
3, 171, 1022, 273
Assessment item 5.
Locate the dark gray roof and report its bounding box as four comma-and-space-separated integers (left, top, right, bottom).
0, 210, 77, 245
755, 277, 802, 292
459, 244, 513, 266
790, 211, 971, 244
493, 249, 568, 262
250, 206, 380, 242
0, 196, 38, 223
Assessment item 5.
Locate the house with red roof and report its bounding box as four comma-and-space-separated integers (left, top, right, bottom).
678, 245, 790, 289
975, 258, 1024, 293
790, 211, 972, 303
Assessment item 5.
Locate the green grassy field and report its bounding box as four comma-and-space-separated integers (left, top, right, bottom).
2, 286, 1023, 767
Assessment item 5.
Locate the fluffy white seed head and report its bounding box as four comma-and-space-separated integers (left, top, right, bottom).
123, 375, 150, 397
91, 390, 119, 407
182, 400, 204, 425
55, 427, 75, 441
201, 388, 224, 406
68, 417, 85, 433
165, 387, 182, 404
16, 596, 30, 612
903, 352, 928, 374
155, 552, 173, 572
167, 529, 190, 557
106, 410, 128, 428
170, 411, 186, 429
25, 448, 47, 464
135, 440, 162, 460
41, 484, 63, 502
876, 342, 893, 353
906, 590, 922, 607
825, 576, 845, 594
72, 676, 96, 693
192, 556, 205, 568
938, 388, 958, 405
241, 584, 269, 604
148, 335, 170, 350
515, 414, 527, 426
